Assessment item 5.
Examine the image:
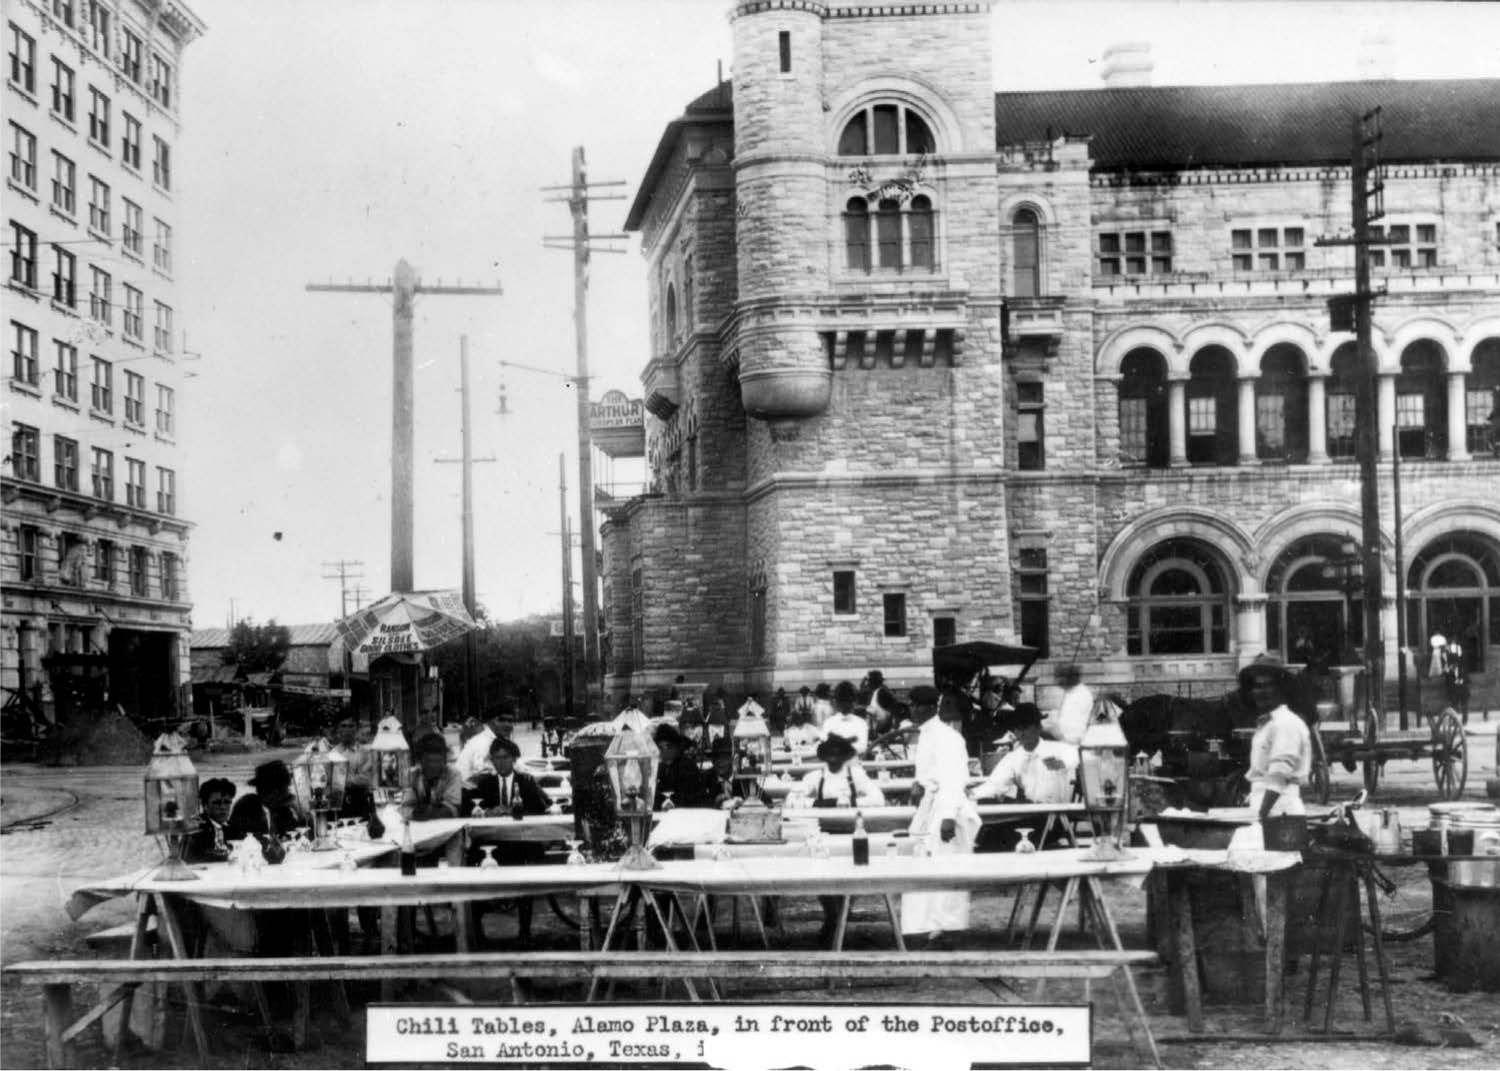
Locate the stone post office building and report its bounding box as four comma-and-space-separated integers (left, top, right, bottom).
600, 0, 1500, 707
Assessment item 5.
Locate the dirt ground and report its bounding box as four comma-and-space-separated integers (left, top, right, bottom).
3, 727, 1499, 1070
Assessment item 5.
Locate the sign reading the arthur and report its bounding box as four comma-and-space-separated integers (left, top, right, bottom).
590, 390, 645, 458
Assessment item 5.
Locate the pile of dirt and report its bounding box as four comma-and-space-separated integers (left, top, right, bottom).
55, 710, 152, 766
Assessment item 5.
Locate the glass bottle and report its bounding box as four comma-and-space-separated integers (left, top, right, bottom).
852, 811, 870, 866
400, 820, 417, 877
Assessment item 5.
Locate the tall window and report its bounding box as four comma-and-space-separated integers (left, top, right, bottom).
1265, 535, 1364, 666
53, 434, 79, 490
123, 370, 144, 424
152, 219, 171, 272
51, 0, 75, 27
119, 29, 142, 82
1326, 344, 1360, 460
837, 103, 935, 157
11, 320, 38, 384
1186, 348, 1238, 465
1256, 345, 1309, 462
85, 1, 110, 53
9, 23, 35, 93
148, 52, 172, 108
88, 86, 110, 147
90, 355, 111, 411
882, 593, 907, 638
664, 284, 677, 345
1098, 229, 1173, 277
156, 384, 174, 434
1397, 341, 1446, 459
94, 538, 114, 584
160, 552, 179, 600
1466, 341, 1500, 455
122, 199, 142, 254
89, 266, 111, 323
1405, 533, 1500, 674
1017, 547, 1050, 656
88, 175, 110, 233
9, 122, 36, 189
10, 221, 37, 288
90, 446, 113, 500
833, 570, 856, 614
1016, 381, 1045, 470
129, 545, 147, 595
17, 526, 39, 581
122, 285, 143, 339
151, 136, 170, 190
125, 457, 145, 508
56, 531, 85, 587
1119, 349, 1169, 466
1231, 226, 1305, 272
121, 113, 141, 170
11, 423, 39, 481
153, 302, 172, 352
629, 566, 644, 672
51, 152, 75, 215
1011, 207, 1041, 297
51, 245, 76, 306
749, 577, 767, 661
1126, 538, 1231, 655
777, 30, 791, 73
53, 339, 77, 400
843, 199, 869, 271
49, 57, 74, 121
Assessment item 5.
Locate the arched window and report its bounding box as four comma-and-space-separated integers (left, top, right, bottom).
837, 102, 935, 157
1126, 538, 1232, 655
1327, 342, 1360, 460
843, 194, 937, 273
1256, 344, 1309, 462
1012, 207, 1040, 297
1119, 348, 1168, 467
1465, 339, 1500, 455
1406, 533, 1500, 673
664, 284, 678, 344
1186, 347, 1238, 466
1265, 535, 1364, 666
1397, 341, 1447, 459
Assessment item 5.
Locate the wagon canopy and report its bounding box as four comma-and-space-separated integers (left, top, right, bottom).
932, 641, 1040, 689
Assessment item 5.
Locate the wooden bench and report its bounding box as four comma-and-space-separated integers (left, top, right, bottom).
4, 948, 1161, 1068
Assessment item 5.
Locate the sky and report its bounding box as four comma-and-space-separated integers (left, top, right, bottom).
177, 0, 1500, 631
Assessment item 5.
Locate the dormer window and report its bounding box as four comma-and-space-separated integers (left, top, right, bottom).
838, 103, 934, 157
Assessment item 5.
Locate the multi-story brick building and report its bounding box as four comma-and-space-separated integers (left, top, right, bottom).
4, 0, 204, 726
603, 0, 1500, 709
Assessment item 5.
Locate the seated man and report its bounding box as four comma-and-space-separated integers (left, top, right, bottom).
227, 760, 303, 860
653, 723, 715, 810
409, 732, 462, 821
185, 777, 236, 863
790, 735, 885, 809
333, 713, 376, 820
971, 703, 1077, 851
783, 708, 820, 751
468, 735, 551, 946
456, 706, 516, 792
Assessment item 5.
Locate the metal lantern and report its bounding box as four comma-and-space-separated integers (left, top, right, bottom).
731, 709, 772, 799
1078, 698, 1132, 860
368, 715, 411, 806
602, 724, 661, 869
144, 733, 201, 881
291, 737, 349, 850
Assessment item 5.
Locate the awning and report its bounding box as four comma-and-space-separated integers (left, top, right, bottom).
273, 684, 352, 699
190, 665, 241, 686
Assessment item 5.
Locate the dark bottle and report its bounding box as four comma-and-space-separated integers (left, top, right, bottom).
367, 799, 386, 842
512, 791, 526, 821
400, 820, 417, 876
852, 811, 870, 867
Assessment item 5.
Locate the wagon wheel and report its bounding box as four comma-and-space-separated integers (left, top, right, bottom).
1361, 707, 1381, 794
1308, 731, 1332, 806
1431, 707, 1468, 801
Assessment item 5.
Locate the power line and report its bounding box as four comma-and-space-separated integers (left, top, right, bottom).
321, 559, 365, 619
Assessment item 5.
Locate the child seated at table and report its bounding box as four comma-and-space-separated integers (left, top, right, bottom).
184, 778, 236, 863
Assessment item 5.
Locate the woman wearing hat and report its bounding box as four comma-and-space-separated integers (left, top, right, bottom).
820, 686, 870, 752
1240, 658, 1313, 818
653, 723, 714, 809
227, 760, 303, 858
792, 735, 885, 809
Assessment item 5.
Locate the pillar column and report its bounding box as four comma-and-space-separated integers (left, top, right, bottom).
1306, 374, 1330, 463
1168, 376, 1188, 467
1377, 374, 1396, 460
1447, 371, 1471, 461
1237, 376, 1259, 465
1235, 594, 1269, 664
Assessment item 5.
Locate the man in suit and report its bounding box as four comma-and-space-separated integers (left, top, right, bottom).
184, 777, 236, 863
469, 735, 552, 946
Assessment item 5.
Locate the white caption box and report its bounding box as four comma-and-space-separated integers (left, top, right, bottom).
366, 1003, 1091, 1069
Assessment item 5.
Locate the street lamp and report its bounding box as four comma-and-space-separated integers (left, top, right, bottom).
602, 723, 660, 870
1078, 699, 1132, 860
144, 733, 201, 881
291, 737, 349, 851
368, 715, 411, 810
727, 707, 781, 841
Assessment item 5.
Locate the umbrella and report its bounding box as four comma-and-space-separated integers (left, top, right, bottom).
334, 590, 477, 657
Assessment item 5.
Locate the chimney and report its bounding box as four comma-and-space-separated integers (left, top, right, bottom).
1101, 42, 1153, 89
1357, 33, 1395, 80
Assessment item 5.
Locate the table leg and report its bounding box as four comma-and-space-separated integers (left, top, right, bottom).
155, 894, 210, 1061
311, 910, 353, 1019
1360, 865, 1395, 1032
1304, 865, 1334, 1022
1035, 878, 1079, 1002
1167, 873, 1204, 1034
110, 895, 155, 1064
745, 896, 771, 951
1349, 873, 1373, 1022
380, 905, 399, 1002
1264, 871, 1288, 1034
1086, 876, 1161, 1070
883, 895, 907, 952
831, 896, 853, 952
43, 983, 72, 1070
640, 891, 711, 1002
1322, 867, 1352, 1033
586, 889, 634, 1002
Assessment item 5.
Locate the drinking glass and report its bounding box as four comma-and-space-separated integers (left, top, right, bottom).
565, 839, 586, 866
479, 846, 499, 869
1014, 828, 1037, 854
661, 791, 676, 811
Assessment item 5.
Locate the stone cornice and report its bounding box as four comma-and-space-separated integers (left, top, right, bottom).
744, 467, 1008, 504
1, 478, 193, 539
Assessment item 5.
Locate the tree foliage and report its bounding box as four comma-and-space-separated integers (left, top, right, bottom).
223, 619, 292, 674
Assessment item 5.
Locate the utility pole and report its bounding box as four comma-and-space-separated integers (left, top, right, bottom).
559, 454, 576, 719
306, 260, 502, 593
435, 336, 497, 723
543, 148, 627, 708
322, 559, 365, 619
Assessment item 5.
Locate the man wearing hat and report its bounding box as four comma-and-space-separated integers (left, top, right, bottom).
902, 684, 982, 946
456, 704, 517, 790
972, 703, 1077, 807
410, 732, 463, 820
228, 760, 302, 857
653, 722, 714, 809
1240, 658, 1312, 818
820, 681, 870, 752
793, 735, 885, 809
862, 670, 897, 735
792, 685, 816, 723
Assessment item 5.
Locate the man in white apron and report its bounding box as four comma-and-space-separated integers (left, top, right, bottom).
901, 685, 982, 947
1241, 658, 1312, 818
